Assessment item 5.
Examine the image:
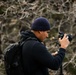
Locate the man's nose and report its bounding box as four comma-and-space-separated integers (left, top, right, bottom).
46, 33, 49, 38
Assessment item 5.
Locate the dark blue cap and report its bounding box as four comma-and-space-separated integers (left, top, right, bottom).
31, 17, 50, 31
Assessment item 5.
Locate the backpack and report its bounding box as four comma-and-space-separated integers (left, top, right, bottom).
3, 38, 29, 75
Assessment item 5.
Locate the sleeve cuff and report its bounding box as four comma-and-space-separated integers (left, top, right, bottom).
59, 48, 66, 52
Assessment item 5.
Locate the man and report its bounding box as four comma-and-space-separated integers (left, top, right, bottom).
21, 17, 70, 75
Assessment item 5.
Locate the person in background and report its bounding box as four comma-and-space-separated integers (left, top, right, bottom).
21, 17, 70, 75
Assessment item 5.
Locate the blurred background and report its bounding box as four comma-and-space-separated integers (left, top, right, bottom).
0, 0, 76, 75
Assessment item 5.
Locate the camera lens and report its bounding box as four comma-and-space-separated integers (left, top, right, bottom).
67, 34, 73, 42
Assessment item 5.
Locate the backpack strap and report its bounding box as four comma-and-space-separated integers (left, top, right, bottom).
19, 37, 37, 46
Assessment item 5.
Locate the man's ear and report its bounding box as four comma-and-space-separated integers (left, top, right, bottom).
37, 31, 41, 33
38, 31, 42, 34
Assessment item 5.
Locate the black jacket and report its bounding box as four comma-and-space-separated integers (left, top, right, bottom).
21, 30, 65, 75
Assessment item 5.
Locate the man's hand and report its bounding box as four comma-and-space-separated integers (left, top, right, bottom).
59, 34, 70, 49
52, 51, 58, 56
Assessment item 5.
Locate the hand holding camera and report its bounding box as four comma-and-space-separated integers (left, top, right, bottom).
58, 32, 72, 49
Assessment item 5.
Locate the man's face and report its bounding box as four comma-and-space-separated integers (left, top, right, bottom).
39, 31, 49, 41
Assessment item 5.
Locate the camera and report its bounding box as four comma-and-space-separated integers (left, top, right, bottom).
58, 32, 73, 42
